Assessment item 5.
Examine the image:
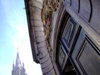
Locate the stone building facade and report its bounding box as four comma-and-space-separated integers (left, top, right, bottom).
12, 53, 27, 75
24, 0, 100, 75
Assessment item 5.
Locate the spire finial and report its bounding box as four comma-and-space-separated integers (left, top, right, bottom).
12, 61, 14, 68
16, 48, 21, 67
17, 48, 19, 58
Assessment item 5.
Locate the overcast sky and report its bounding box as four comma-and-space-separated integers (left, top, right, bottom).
0, 0, 42, 75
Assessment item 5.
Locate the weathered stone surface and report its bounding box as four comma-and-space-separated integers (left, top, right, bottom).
42, 62, 53, 73
30, 14, 41, 21
31, 20, 43, 27
37, 41, 46, 49
35, 0, 43, 5
45, 69, 56, 75
38, 47, 48, 58
36, 36, 45, 43
29, 0, 43, 9
30, 6, 41, 15
38, 45, 48, 52
40, 58, 51, 68
39, 53, 50, 63
25, 0, 56, 75
34, 31, 44, 37
32, 26, 44, 32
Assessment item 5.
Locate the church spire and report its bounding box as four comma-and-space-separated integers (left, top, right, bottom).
12, 62, 14, 69
16, 52, 21, 67
12, 51, 27, 75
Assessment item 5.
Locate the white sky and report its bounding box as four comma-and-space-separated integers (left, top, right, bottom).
0, 0, 42, 75
12, 15, 42, 75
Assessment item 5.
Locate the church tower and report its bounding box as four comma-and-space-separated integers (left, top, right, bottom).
12, 52, 27, 75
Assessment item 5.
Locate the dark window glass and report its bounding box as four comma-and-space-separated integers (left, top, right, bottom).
58, 46, 67, 70
58, 46, 64, 67
64, 18, 76, 47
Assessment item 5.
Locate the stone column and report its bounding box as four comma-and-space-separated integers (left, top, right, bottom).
28, 0, 56, 75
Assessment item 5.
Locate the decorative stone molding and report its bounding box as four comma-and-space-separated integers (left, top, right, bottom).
24, 0, 57, 75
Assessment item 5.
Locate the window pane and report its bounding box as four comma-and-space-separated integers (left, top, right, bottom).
58, 46, 66, 69
64, 18, 77, 47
